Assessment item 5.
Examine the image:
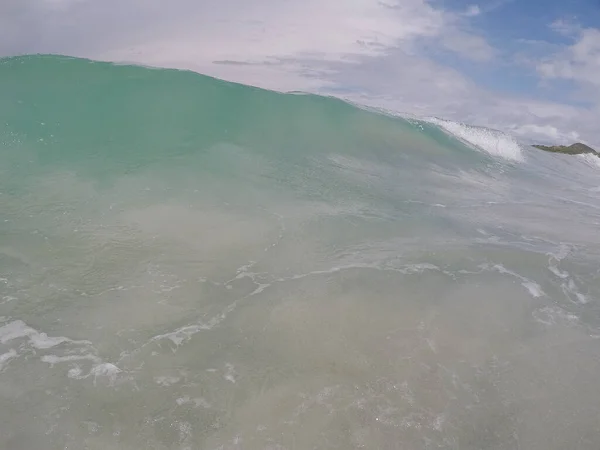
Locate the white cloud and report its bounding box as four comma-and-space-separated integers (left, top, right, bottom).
509, 124, 581, 144
0, 0, 442, 62
538, 26, 600, 92
0, 0, 496, 87
463, 5, 481, 17
0, 0, 493, 66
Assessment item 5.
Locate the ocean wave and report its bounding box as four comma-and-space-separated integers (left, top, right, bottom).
2, 54, 600, 450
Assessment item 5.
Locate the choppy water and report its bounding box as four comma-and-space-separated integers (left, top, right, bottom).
2, 54, 600, 450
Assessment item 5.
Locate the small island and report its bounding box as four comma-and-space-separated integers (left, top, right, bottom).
532, 142, 598, 155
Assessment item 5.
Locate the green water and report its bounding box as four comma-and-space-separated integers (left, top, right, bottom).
1, 55, 600, 450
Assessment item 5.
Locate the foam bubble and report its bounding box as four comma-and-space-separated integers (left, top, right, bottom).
224, 363, 237, 383
67, 365, 83, 378
427, 118, 524, 162
0, 349, 17, 371
90, 363, 121, 385
176, 396, 190, 406
154, 376, 181, 386
175, 396, 210, 408
521, 281, 544, 298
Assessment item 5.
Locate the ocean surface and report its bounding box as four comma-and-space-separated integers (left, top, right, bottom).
2, 54, 600, 450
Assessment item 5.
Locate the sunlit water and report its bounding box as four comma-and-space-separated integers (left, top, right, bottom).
1, 55, 600, 449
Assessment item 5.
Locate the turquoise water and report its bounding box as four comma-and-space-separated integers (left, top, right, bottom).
2, 54, 600, 449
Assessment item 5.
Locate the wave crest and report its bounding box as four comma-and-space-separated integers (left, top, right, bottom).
427, 118, 524, 162
578, 153, 600, 169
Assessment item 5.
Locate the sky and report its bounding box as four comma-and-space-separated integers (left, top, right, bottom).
1, 0, 600, 148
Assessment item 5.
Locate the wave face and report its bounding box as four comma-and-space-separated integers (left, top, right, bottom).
2, 55, 600, 449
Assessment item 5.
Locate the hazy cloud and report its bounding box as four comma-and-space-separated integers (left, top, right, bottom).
463, 5, 482, 17
550, 17, 583, 37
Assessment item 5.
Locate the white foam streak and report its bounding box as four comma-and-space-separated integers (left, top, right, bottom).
0, 320, 121, 383
0, 320, 89, 349
41, 354, 101, 366
533, 306, 579, 327
148, 261, 447, 350
549, 265, 569, 279
546, 246, 590, 305
151, 323, 213, 347
483, 264, 545, 298
561, 278, 589, 305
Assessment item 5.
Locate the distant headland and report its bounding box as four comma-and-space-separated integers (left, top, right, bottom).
532, 142, 598, 155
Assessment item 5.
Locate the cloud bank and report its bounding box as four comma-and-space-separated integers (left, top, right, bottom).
0, 0, 598, 148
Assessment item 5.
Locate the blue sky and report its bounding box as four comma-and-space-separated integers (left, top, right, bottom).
436, 0, 599, 99
1, 0, 599, 147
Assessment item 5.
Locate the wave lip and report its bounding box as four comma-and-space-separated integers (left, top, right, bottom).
427, 117, 525, 162
578, 153, 600, 169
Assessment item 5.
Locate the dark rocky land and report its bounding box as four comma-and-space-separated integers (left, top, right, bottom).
533, 142, 598, 155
